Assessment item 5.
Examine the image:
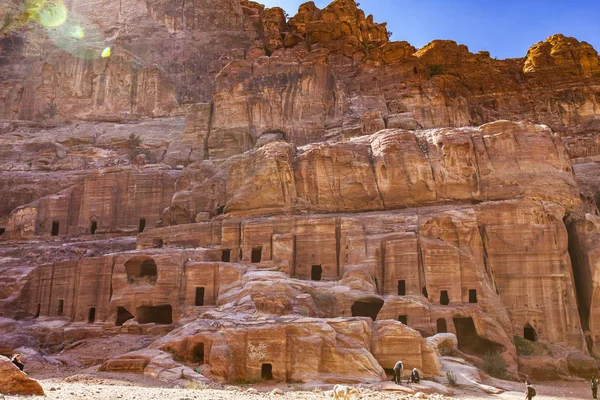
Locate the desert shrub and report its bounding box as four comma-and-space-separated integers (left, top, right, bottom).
481, 350, 511, 380
185, 380, 207, 390
127, 133, 152, 161
35, 102, 58, 121
426, 64, 444, 78
446, 371, 458, 387
514, 336, 535, 356
514, 336, 553, 356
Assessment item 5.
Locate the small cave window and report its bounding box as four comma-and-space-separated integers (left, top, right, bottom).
57, 299, 64, 316
216, 206, 225, 215
90, 220, 97, 235
135, 305, 173, 324
440, 290, 450, 305
51, 221, 60, 236
153, 239, 163, 248
398, 280, 406, 296
261, 363, 273, 380
0, 227, 5, 236
469, 289, 478, 303
251, 246, 262, 263
524, 324, 537, 342
437, 318, 447, 333
311, 265, 323, 281
116, 306, 134, 326
195, 287, 205, 306
194, 343, 205, 364
88, 307, 96, 323
221, 249, 231, 262
398, 315, 408, 325
351, 298, 384, 321
138, 218, 146, 233
125, 258, 158, 285
413, 66, 418, 74
422, 286, 428, 299
34, 303, 41, 318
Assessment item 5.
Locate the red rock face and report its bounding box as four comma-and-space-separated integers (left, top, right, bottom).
1, 0, 600, 386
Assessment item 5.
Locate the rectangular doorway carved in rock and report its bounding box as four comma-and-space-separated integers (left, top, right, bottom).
138, 218, 146, 233
57, 299, 64, 316
398, 280, 406, 295
0, 227, 5, 236
311, 265, 322, 281
221, 249, 231, 262
194, 343, 205, 364
469, 289, 478, 303
440, 290, 450, 305
51, 221, 59, 236
195, 287, 205, 306
251, 247, 262, 263
88, 307, 96, 323
261, 363, 273, 380
90, 220, 97, 235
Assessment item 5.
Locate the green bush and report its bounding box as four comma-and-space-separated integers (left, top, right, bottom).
481, 350, 511, 380
426, 64, 444, 79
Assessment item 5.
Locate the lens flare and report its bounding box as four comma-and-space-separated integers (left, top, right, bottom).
101, 47, 111, 58
70, 25, 84, 39
30, 0, 68, 28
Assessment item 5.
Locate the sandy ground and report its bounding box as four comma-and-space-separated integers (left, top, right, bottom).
1, 373, 597, 400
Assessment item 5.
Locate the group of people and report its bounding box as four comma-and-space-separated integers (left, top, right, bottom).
525, 377, 599, 399
392, 360, 420, 385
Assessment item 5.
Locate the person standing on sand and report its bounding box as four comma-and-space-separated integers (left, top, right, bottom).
392, 360, 403, 385
11, 354, 24, 372
525, 380, 536, 399
591, 375, 598, 399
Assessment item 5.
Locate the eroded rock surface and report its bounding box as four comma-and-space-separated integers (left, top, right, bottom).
1, 0, 600, 388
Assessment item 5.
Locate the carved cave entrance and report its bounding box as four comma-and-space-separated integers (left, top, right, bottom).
311, 265, 322, 281
135, 305, 173, 324
88, 307, 96, 323
0, 227, 5, 236
90, 220, 97, 235
351, 298, 384, 321
453, 317, 504, 356
440, 290, 450, 305
34, 303, 41, 318
398, 315, 408, 325
221, 249, 231, 262
524, 324, 537, 342
469, 289, 478, 303
193, 342, 205, 364
422, 286, 428, 299
57, 300, 64, 316
51, 221, 59, 236
398, 280, 406, 295
251, 247, 262, 263
116, 307, 134, 326
261, 363, 273, 380
153, 239, 163, 248
138, 218, 146, 233
195, 287, 205, 306
437, 318, 447, 333
125, 258, 158, 285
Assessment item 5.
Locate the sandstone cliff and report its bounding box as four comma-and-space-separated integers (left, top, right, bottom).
1, 0, 600, 388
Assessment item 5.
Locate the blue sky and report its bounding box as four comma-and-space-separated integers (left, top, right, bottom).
258, 0, 600, 59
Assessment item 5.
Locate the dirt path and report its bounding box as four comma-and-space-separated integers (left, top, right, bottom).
1, 375, 597, 400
